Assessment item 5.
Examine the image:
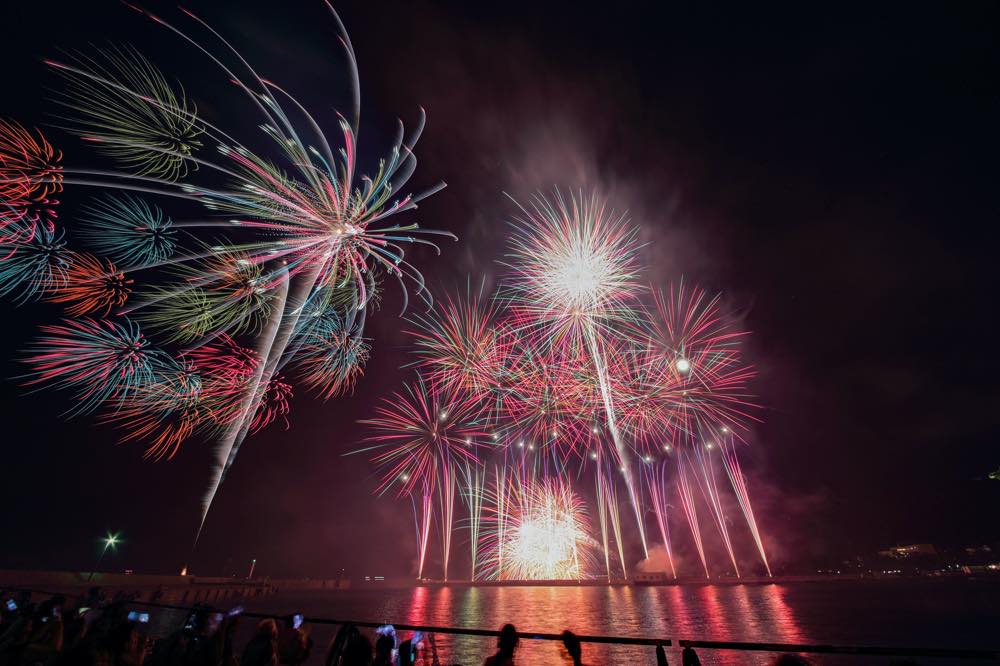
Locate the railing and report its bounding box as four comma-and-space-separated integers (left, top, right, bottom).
7, 587, 1000, 662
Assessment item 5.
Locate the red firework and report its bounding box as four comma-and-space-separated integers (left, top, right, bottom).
182, 334, 260, 428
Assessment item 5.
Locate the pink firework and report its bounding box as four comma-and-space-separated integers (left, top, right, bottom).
361, 381, 488, 497
629, 283, 760, 449
360, 380, 489, 579
247, 375, 293, 434
407, 288, 508, 403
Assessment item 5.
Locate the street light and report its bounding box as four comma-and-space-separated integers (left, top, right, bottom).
87, 531, 121, 582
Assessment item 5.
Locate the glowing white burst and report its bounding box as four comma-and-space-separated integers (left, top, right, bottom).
503, 192, 641, 332
498, 479, 595, 580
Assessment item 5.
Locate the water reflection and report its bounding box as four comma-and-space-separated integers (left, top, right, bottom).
382, 584, 808, 665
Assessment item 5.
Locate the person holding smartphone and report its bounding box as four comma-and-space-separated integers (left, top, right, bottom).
277, 614, 313, 666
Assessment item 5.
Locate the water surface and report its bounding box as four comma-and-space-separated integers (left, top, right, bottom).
222, 579, 999, 665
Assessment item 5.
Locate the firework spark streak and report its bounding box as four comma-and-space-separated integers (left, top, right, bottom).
459, 463, 486, 580
691, 444, 741, 577
645, 460, 677, 579
721, 438, 772, 576
677, 456, 709, 578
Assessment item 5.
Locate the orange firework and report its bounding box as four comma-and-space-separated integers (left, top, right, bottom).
0, 119, 63, 240
46, 252, 133, 316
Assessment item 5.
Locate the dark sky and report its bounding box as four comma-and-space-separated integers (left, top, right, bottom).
0, 1, 997, 578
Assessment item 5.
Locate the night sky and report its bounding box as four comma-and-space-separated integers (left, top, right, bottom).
1, 1, 997, 578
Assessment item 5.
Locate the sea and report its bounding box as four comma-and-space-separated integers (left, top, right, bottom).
154, 579, 1000, 665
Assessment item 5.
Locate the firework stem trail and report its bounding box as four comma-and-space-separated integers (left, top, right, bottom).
722, 440, 771, 576
193, 270, 289, 545
678, 457, 710, 578
595, 471, 611, 581
461, 463, 485, 580
438, 462, 457, 581
583, 322, 648, 560
693, 447, 741, 577
647, 461, 678, 579
418, 488, 432, 579
195, 258, 324, 545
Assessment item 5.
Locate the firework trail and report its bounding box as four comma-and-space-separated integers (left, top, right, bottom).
459, 462, 487, 580
594, 461, 628, 580
691, 442, 741, 577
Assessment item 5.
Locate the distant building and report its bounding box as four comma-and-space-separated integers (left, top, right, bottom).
632, 571, 670, 584
878, 544, 937, 559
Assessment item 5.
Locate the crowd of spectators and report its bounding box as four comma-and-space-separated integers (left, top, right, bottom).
1, 588, 839, 665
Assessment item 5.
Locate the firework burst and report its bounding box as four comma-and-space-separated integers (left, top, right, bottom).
362, 190, 772, 581
46, 252, 133, 316
0, 0, 459, 547
479, 477, 597, 581
50, 45, 203, 181
77, 193, 176, 268
0, 225, 70, 303
22, 317, 171, 416
292, 309, 370, 400
0, 119, 62, 242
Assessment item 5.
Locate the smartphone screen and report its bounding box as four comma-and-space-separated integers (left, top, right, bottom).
6, 600, 16, 611
138, 612, 150, 624
292, 614, 303, 629
127, 611, 139, 622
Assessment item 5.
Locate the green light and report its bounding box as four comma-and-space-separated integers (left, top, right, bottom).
103, 531, 121, 549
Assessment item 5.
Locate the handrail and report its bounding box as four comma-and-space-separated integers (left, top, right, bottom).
6, 587, 1000, 660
